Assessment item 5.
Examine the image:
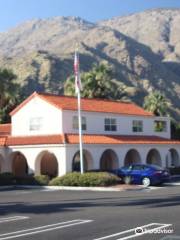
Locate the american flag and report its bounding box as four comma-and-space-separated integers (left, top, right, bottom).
74, 50, 82, 94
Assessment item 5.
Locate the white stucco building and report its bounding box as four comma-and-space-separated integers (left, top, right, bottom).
0, 91, 179, 178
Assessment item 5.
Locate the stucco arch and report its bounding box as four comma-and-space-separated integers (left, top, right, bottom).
100, 149, 118, 171
166, 148, 180, 167
72, 149, 93, 172
124, 149, 141, 166
35, 151, 58, 178
10, 152, 28, 177
146, 149, 162, 166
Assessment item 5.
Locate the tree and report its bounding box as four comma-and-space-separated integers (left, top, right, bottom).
0, 68, 20, 123
143, 90, 169, 116
64, 62, 126, 100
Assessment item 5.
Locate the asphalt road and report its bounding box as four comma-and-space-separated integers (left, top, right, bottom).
0, 185, 180, 240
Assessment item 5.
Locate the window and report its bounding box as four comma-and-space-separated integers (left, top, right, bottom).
29, 117, 43, 131
104, 118, 117, 131
154, 120, 167, 132
132, 165, 143, 171
73, 116, 86, 130
132, 120, 143, 132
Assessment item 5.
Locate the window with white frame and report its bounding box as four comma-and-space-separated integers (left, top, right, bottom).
132, 120, 143, 132
29, 117, 43, 131
104, 118, 117, 131
154, 120, 167, 132
73, 116, 86, 130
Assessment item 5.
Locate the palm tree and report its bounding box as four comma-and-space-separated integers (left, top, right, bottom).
143, 90, 169, 116
64, 62, 125, 100
0, 68, 20, 123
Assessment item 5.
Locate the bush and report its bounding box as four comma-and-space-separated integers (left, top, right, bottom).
49, 172, 119, 187
49, 172, 81, 186
0, 172, 15, 185
0, 173, 49, 186
15, 175, 36, 185
169, 167, 180, 175
34, 175, 50, 186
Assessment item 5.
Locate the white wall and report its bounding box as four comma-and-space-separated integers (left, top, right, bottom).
11, 96, 63, 136
11, 96, 170, 138
0, 147, 8, 172
65, 143, 180, 171
62, 110, 171, 138
1, 143, 180, 176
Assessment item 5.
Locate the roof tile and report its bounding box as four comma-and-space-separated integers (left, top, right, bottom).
11, 92, 154, 117
6, 135, 64, 146
5, 134, 179, 146
0, 124, 11, 135
66, 134, 180, 145
0, 137, 7, 146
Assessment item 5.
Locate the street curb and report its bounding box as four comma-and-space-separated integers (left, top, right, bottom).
164, 182, 180, 186
1, 183, 180, 192
47, 186, 122, 191
0, 185, 15, 190
0, 185, 146, 192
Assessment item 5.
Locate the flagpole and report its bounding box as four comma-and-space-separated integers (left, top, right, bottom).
77, 88, 84, 174
74, 47, 84, 174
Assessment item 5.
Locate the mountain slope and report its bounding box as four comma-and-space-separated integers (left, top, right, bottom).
0, 17, 95, 57
99, 8, 180, 62
0, 10, 179, 120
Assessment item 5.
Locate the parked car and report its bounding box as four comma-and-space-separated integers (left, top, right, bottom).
111, 164, 170, 187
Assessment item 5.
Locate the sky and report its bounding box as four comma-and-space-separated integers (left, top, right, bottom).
1, 0, 180, 32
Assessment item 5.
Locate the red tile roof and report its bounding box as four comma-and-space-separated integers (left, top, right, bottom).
6, 134, 65, 146
66, 134, 180, 145
4, 134, 180, 146
0, 124, 11, 136
10, 92, 154, 117
0, 137, 7, 146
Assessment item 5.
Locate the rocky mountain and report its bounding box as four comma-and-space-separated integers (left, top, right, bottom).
100, 8, 180, 62
0, 9, 180, 120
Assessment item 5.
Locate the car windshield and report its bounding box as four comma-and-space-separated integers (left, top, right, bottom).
132, 165, 143, 170
121, 166, 132, 170
149, 164, 164, 170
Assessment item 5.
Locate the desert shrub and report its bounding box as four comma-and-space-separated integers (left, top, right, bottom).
49, 172, 119, 187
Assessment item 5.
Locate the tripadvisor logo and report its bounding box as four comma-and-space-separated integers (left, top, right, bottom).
135, 227, 143, 234
135, 227, 174, 235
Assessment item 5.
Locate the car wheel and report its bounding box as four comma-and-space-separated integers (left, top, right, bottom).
142, 177, 151, 187
124, 176, 132, 184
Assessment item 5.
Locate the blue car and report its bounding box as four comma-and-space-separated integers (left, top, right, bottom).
112, 164, 170, 186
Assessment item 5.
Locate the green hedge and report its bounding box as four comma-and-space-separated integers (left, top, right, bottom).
0, 172, 15, 186
34, 175, 50, 186
0, 173, 49, 186
49, 172, 119, 187
0, 172, 119, 187
169, 167, 180, 175
15, 175, 36, 185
